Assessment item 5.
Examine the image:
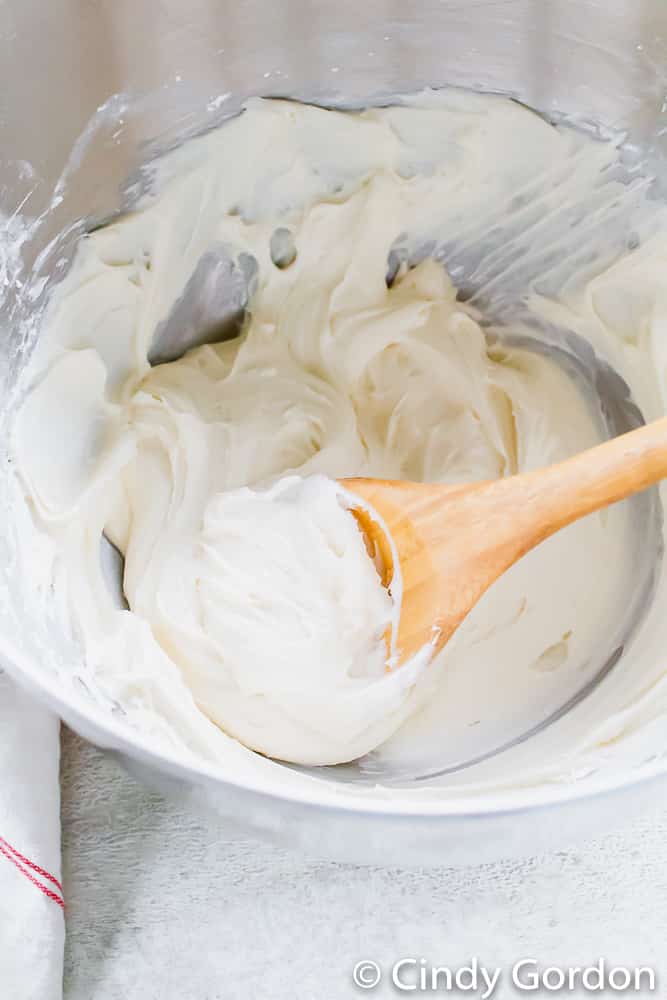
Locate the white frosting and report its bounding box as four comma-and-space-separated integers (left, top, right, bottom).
10, 91, 667, 791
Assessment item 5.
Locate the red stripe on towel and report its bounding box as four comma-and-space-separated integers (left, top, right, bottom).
0, 835, 63, 892
0, 835, 64, 910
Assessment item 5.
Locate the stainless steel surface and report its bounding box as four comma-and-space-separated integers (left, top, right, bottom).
2, 0, 667, 864
147, 246, 254, 366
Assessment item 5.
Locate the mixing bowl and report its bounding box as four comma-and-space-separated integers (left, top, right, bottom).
2, 0, 667, 866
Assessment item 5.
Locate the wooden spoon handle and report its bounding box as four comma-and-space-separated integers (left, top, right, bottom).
403, 415, 667, 653
498, 415, 667, 546
343, 416, 667, 665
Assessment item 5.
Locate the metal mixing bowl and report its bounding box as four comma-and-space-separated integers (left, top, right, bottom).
2, 0, 667, 866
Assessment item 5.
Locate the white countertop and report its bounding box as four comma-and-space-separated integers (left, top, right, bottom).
61, 727, 667, 999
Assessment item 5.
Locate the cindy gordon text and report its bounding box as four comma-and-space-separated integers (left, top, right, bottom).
352, 956, 656, 994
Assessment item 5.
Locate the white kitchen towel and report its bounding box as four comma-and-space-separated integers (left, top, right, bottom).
0, 670, 64, 1000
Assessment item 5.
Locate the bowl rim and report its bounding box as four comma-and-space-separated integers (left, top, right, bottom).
4, 634, 666, 822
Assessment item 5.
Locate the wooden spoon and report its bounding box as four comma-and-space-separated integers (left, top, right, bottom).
342, 416, 667, 668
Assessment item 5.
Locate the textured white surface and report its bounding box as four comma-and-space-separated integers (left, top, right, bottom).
61, 727, 667, 1000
